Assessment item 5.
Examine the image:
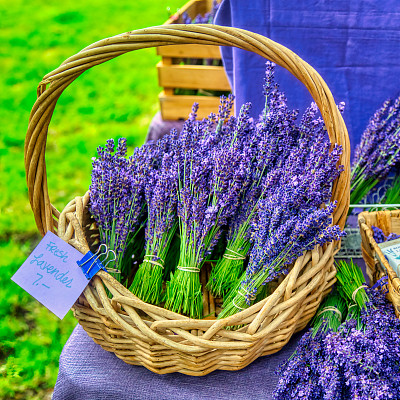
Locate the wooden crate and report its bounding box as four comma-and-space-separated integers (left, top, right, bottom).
156, 0, 232, 120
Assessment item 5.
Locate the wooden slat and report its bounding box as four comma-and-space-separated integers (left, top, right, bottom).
157, 44, 222, 59
158, 91, 234, 120
157, 61, 230, 91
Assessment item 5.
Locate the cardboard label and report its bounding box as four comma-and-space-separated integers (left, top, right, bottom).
11, 231, 89, 319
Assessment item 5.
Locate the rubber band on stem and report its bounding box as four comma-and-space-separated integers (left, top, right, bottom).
223, 248, 246, 261
316, 306, 342, 320
143, 255, 164, 269
177, 265, 200, 273
352, 284, 368, 302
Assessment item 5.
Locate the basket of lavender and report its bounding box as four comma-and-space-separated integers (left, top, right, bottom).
24, 25, 349, 375
359, 210, 400, 317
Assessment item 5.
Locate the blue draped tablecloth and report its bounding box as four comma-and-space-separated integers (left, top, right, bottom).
52, 325, 302, 400
215, 0, 400, 159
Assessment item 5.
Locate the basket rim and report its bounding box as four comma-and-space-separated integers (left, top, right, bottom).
358, 209, 400, 292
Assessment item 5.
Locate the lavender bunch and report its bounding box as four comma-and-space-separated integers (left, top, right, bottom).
164, 101, 251, 319
273, 292, 346, 400
315, 261, 399, 399
130, 145, 179, 305
207, 62, 301, 297
335, 259, 369, 312
322, 287, 400, 399
218, 111, 345, 319
89, 138, 155, 282
207, 63, 338, 299
351, 94, 400, 204
219, 200, 344, 320
274, 261, 400, 399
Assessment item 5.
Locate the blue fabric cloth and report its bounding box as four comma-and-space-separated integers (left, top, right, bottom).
214, 0, 400, 159
52, 324, 302, 400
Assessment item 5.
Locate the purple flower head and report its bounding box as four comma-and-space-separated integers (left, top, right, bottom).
243, 199, 344, 295
89, 137, 158, 272
372, 225, 387, 244
352, 94, 400, 183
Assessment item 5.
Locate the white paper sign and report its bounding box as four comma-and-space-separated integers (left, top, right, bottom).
11, 231, 89, 319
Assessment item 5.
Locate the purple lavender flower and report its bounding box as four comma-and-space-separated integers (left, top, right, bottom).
372, 225, 400, 244
211, 63, 345, 305
130, 137, 179, 304
323, 288, 400, 399
273, 292, 346, 400
208, 63, 340, 298
219, 122, 345, 317
219, 199, 345, 319
89, 138, 156, 282
274, 277, 400, 399
372, 225, 387, 244
351, 94, 400, 204
164, 99, 254, 319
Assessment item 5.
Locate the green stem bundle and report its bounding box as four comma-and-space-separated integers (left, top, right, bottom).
130, 222, 178, 305
335, 259, 369, 310
207, 237, 251, 297
310, 290, 346, 336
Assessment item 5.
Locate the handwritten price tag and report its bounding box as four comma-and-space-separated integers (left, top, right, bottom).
11, 231, 90, 319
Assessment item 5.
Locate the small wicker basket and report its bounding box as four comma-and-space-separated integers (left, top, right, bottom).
24, 25, 350, 375
359, 210, 400, 318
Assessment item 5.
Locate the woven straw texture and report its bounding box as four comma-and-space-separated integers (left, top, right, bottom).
24, 25, 350, 375
359, 210, 400, 318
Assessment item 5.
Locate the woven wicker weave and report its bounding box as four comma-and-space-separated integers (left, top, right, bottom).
359, 210, 400, 318
24, 25, 350, 375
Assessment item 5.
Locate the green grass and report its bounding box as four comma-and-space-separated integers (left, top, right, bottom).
1, 0, 183, 398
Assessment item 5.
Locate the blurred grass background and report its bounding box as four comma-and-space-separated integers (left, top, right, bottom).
0, 1, 183, 398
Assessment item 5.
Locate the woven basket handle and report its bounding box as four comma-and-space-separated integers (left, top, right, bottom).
25, 24, 350, 235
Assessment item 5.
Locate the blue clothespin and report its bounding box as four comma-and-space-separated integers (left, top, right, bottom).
77, 244, 118, 280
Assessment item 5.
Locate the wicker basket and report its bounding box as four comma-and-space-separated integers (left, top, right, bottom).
359, 210, 400, 317
157, 0, 231, 120
24, 25, 350, 375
